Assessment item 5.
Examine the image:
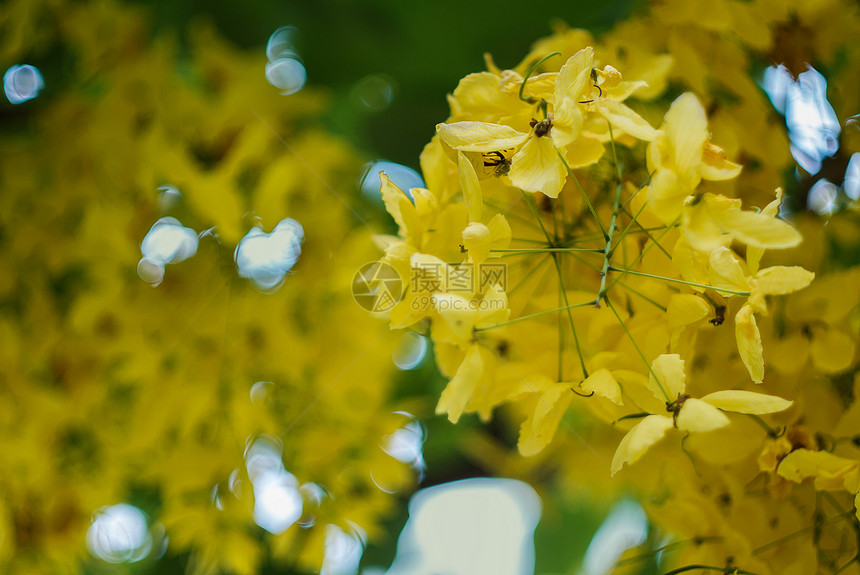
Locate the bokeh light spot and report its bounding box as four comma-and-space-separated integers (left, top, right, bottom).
86, 503, 153, 564
265, 58, 307, 95
385, 478, 541, 575
353, 73, 397, 112
392, 332, 427, 370
4, 64, 44, 104
234, 218, 304, 291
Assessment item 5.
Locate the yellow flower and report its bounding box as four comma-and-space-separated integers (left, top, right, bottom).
646, 92, 742, 224
683, 191, 802, 253
611, 354, 792, 475
709, 250, 816, 383
437, 47, 654, 198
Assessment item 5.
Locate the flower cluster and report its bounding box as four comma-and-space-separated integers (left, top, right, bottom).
372, 0, 860, 572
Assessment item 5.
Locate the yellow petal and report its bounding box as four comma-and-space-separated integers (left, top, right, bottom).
562, 135, 605, 169
810, 327, 856, 374
580, 368, 623, 405
550, 99, 584, 148
700, 390, 793, 414
433, 292, 478, 342
746, 189, 786, 274
735, 304, 764, 383
436, 345, 484, 423
650, 354, 686, 402
509, 134, 567, 198
855, 492, 860, 523
450, 72, 522, 120
437, 121, 528, 153
598, 98, 657, 141
664, 93, 707, 178
518, 384, 574, 456
379, 172, 413, 237
486, 213, 512, 249
476, 283, 510, 326
708, 247, 751, 295
676, 398, 730, 432
698, 142, 743, 181
667, 294, 711, 329
777, 449, 860, 492
457, 150, 482, 222
462, 222, 491, 265
610, 415, 673, 476
554, 47, 594, 103
754, 266, 814, 296
706, 195, 802, 249
672, 235, 710, 290
648, 169, 689, 224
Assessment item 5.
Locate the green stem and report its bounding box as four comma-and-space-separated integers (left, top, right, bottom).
607, 266, 752, 296
508, 254, 551, 297
662, 565, 759, 575
616, 536, 722, 567
598, 124, 624, 302
605, 297, 670, 402
557, 150, 608, 239
617, 281, 667, 312
491, 247, 604, 253
752, 511, 854, 555
519, 52, 561, 104
604, 217, 680, 293
622, 170, 654, 209
475, 300, 597, 331
521, 191, 589, 378
621, 205, 672, 259
522, 191, 554, 246
612, 197, 649, 255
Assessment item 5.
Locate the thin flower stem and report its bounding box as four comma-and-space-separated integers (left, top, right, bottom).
605, 297, 670, 402
607, 266, 752, 296
484, 198, 543, 231
617, 281, 667, 312
621, 170, 653, 210
612, 197, 649, 254
744, 413, 779, 436
491, 247, 604, 253
604, 217, 680, 293
553, 255, 589, 378
752, 510, 855, 555
475, 300, 597, 331
510, 237, 549, 244
557, 151, 608, 239
621, 205, 672, 259
521, 191, 590, 378
519, 51, 561, 104
615, 536, 722, 567
522, 191, 554, 246
557, 274, 564, 381
662, 565, 759, 575
508, 254, 551, 297
567, 249, 602, 272
574, 224, 677, 246
598, 124, 624, 302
